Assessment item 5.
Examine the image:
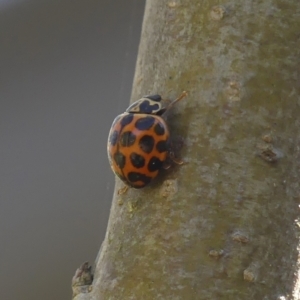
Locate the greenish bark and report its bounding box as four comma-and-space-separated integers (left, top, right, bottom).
73, 0, 300, 299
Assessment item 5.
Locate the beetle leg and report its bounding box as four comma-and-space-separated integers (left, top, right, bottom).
118, 185, 129, 195
163, 160, 172, 170
169, 150, 184, 165
167, 135, 185, 166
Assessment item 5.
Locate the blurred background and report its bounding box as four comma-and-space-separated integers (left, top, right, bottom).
0, 0, 145, 299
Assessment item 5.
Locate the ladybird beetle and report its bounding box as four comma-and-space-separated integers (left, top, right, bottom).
107, 91, 187, 191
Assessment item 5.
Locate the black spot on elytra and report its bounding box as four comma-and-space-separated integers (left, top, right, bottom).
135, 116, 155, 130
154, 123, 165, 136
120, 114, 134, 127
156, 140, 168, 153
144, 94, 161, 102
120, 131, 136, 147
130, 152, 145, 168
139, 135, 155, 153
148, 157, 163, 172
113, 152, 126, 169
109, 130, 119, 146
127, 172, 152, 186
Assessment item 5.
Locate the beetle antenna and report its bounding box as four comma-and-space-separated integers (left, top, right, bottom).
166, 91, 188, 110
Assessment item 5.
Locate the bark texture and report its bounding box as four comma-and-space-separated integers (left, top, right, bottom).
74, 0, 300, 299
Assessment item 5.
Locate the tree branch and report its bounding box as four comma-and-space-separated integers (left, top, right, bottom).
73, 0, 300, 298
